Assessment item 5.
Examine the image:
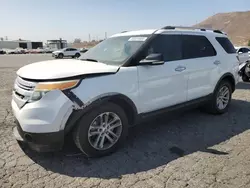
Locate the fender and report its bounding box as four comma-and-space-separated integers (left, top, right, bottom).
64, 93, 138, 134
213, 72, 236, 93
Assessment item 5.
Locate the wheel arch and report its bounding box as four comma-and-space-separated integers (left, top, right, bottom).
64, 93, 138, 134
214, 73, 236, 93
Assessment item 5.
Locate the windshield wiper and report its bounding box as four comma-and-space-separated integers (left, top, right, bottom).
81, 58, 98, 62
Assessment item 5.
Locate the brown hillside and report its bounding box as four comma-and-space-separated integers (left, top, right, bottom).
195, 11, 250, 46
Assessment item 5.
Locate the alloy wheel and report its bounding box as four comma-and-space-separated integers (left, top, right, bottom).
88, 112, 123, 150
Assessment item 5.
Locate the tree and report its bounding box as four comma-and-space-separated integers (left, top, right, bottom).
248, 40, 250, 47
74, 38, 81, 43
0, 37, 3, 41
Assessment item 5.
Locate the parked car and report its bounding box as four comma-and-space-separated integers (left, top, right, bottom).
235, 46, 250, 64
0, 49, 6, 54
5, 49, 16, 54
12, 26, 239, 158
52, 48, 81, 58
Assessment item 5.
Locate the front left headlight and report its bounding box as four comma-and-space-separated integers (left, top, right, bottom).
29, 80, 80, 102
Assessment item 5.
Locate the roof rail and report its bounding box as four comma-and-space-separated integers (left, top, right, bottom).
121, 31, 128, 33
161, 26, 226, 35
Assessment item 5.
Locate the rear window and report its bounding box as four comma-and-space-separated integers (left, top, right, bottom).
216, 37, 236, 54
182, 35, 217, 59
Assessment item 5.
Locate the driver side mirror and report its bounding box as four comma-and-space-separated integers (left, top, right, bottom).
139, 53, 164, 65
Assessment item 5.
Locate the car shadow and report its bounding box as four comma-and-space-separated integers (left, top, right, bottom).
20, 98, 250, 179
235, 81, 250, 90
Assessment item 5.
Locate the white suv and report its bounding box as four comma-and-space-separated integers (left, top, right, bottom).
12, 26, 240, 157
52, 47, 81, 59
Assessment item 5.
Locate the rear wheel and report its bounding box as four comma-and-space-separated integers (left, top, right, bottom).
203, 80, 232, 114
74, 53, 80, 58
73, 102, 128, 158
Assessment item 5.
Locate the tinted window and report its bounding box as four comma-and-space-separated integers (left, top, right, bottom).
182, 35, 216, 59
216, 37, 236, 54
144, 34, 182, 61
242, 48, 250, 53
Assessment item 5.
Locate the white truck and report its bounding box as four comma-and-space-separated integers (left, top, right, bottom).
12, 26, 239, 157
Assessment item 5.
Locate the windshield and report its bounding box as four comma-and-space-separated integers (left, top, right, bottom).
79, 35, 150, 65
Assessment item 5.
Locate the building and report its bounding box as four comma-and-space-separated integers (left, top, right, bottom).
0, 40, 43, 49
45, 39, 67, 50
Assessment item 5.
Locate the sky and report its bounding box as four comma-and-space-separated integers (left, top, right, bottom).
1, 0, 250, 42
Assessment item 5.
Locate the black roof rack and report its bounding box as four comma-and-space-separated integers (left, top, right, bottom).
161, 26, 226, 35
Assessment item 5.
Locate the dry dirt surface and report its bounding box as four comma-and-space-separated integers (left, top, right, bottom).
195, 10, 250, 46
1, 54, 250, 188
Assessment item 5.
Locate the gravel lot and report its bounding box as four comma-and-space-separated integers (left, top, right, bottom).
1, 54, 250, 188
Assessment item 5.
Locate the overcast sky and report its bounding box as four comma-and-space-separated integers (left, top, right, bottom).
1, 0, 249, 42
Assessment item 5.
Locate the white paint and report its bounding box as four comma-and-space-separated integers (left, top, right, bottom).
12, 90, 73, 133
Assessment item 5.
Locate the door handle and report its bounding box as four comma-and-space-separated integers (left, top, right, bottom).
175, 66, 186, 72
214, 60, 221, 65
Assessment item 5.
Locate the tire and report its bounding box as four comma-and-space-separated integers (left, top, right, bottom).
58, 53, 64, 59
242, 74, 250, 82
74, 53, 80, 58
203, 80, 232, 115
73, 102, 128, 158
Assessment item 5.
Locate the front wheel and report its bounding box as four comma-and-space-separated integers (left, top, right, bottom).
203, 80, 232, 115
73, 102, 128, 158
58, 53, 64, 59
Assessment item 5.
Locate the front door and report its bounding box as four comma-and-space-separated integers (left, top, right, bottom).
137, 33, 188, 113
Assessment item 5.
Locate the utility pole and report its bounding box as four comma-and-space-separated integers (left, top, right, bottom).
105, 32, 107, 39
88, 34, 91, 42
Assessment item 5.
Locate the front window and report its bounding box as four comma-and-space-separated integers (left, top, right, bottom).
79, 35, 150, 66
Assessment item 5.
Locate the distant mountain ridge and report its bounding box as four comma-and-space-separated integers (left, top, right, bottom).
195, 10, 250, 46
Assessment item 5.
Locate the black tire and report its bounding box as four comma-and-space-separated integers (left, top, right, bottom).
242, 74, 250, 82
203, 80, 232, 115
74, 53, 80, 58
73, 102, 128, 158
58, 53, 64, 59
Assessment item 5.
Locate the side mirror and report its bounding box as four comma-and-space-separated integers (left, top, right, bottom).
139, 53, 164, 65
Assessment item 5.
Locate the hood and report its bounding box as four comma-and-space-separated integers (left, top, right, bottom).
17, 59, 119, 80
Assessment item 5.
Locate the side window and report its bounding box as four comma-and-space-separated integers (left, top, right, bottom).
65, 48, 70, 51
215, 37, 236, 54
182, 35, 217, 59
145, 34, 182, 62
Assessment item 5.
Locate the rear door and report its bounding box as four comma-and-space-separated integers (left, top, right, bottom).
137, 33, 189, 113
181, 34, 219, 101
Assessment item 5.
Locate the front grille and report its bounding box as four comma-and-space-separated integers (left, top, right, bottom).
15, 77, 36, 91
13, 77, 37, 108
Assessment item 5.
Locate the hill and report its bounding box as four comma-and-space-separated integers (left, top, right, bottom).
195, 10, 250, 46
